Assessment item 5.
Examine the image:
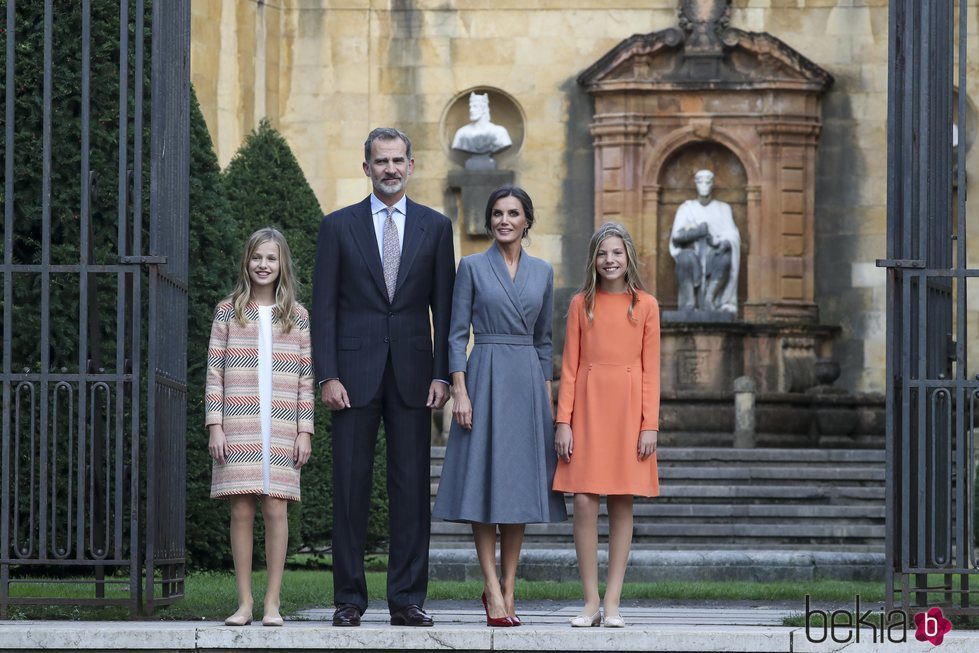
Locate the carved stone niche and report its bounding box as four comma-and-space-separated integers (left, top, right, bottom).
578, 7, 833, 325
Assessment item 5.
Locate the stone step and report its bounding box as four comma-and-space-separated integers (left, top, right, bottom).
429, 482, 884, 502
429, 446, 885, 464
429, 502, 882, 519
655, 484, 883, 501
630, 502, 884, 519
429, 464, 884, 483
428, 549, 888, 582
662, 465, 883, 482
427, 446, 885, 551
430, 521, 883, 541
429, 540, 885, 552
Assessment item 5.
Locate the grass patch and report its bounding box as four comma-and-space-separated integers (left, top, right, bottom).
4, 570, 344, 621
4, 571, 885, 620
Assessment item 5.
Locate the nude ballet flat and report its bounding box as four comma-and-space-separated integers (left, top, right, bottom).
603, 614, 626, 628
224, 612, 253, 626
262, 614, 284, 627
570, 610, 602, 627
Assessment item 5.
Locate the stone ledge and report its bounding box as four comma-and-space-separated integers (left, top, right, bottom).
429, 549, 885, 583
0, 622, 795, 652
0, 622, 976, 653
0, 622, 197, 650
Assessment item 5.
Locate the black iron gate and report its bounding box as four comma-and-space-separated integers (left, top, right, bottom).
0, 0, 189, 616
883, 0, 979, 614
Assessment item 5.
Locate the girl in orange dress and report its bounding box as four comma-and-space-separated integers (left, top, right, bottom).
553, 222, 660, 629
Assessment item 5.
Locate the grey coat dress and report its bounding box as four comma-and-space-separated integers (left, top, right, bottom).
433, 245, 568, 524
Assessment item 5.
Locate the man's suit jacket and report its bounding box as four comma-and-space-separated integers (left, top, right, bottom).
312, 196, 455, 408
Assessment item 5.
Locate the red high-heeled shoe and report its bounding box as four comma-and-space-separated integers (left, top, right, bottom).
482, 592, 515, 627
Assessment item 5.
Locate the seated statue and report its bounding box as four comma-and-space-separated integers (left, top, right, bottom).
668, 169, 741, 313
451, 92, 512, 156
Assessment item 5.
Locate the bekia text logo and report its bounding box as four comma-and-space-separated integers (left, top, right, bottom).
805, 596, 953, 644
914, 606, 952, 646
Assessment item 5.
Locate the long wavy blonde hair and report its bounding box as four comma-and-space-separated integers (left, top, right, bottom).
580, 222, 646, 322
229, 227, 298, 332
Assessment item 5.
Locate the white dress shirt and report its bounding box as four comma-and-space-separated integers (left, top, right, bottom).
370, 194, 406, 258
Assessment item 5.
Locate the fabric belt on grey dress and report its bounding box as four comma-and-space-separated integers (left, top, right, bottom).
473, 334, 534, 345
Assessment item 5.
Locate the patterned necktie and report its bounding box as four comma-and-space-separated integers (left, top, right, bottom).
382, 207, 400, 301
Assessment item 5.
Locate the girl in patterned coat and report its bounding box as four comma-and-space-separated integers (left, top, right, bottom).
206, 227, 314, 627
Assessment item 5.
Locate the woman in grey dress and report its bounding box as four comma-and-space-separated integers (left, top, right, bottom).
433, 186, 567, 627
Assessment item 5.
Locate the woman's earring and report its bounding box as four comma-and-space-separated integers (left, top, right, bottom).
522, 227, 529, 238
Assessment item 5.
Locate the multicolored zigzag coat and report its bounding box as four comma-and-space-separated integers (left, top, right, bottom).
205, 300, 315, 501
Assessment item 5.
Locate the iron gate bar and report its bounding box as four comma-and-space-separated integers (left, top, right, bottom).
39, 0, 51, 567
145, 0, 189, 613
119, 0, 138, 614
955, 0, 971, 606
78, 0, 91, 586
1, 0, 13, 613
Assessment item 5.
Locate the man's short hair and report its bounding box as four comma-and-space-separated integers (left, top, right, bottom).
364, 127, 413, 162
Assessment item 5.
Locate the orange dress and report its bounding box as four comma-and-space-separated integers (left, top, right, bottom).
552, 290, 660, 496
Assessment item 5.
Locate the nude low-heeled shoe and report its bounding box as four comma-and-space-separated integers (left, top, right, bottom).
570, 610, 602, 627
224, 611, 253, 626
262, 614, 284, 627
603, 613, 626, 628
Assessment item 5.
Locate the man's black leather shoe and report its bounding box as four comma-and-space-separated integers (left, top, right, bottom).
390, 604, 434, 627
332, 605, 362, 627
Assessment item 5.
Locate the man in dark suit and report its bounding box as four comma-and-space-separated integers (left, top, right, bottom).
312, 128, 455, 627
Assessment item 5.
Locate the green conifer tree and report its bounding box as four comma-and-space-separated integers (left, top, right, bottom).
184, 87, 239, 570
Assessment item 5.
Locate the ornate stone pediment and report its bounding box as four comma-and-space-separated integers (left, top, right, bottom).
578, 27, 833, 93
579, 0, 834, 327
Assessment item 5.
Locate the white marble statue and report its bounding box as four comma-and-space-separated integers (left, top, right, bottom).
668, 169, 741, 313
451, 92, 512, 156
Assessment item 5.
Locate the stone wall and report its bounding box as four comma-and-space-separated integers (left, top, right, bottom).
190, 0, 979, 394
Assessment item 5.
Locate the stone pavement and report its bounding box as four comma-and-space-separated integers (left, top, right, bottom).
0, 600, 976, 652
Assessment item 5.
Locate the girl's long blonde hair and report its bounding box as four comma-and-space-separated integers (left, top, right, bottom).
229, 227, 298, 332
580, 222, 646, 322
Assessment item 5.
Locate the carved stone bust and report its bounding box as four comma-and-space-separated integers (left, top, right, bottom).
451, 92, 512, 156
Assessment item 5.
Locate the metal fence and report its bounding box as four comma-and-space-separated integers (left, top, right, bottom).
0, 0, 189, 616
883, 0, 979, 614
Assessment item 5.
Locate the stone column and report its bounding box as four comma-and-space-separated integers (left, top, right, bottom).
743, 183, 762, 312
590, 114, 649, 234
745, 122, 821, 323
642, 183, 663, 297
